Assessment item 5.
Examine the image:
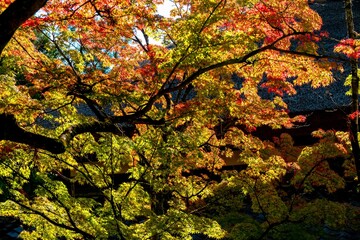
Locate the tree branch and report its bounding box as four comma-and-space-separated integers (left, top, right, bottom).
344, 0, 360, 180
11, 199, 95, 239
0, 0, 48, 54
0, 114, 65, 154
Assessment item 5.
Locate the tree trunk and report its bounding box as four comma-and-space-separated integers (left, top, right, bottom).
344, 0, 360, 180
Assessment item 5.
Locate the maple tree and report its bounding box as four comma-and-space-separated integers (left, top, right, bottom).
0, 0, 359, 239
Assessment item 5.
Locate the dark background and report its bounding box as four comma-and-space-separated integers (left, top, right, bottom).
283, 0, 360, 112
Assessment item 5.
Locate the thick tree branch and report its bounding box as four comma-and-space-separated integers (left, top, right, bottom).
0, 0, 48, 54
0, 1, 57, 152
0, 114, 65, 154
0, 112, 164, 154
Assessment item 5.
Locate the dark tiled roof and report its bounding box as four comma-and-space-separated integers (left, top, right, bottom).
283, 0, 360, 112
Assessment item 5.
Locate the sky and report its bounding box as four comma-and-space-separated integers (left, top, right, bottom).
141, 0, 174, 45
156, 0, 173, 18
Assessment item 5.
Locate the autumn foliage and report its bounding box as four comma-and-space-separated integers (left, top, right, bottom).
335, 38, 360, 60
0, 0, 359, 239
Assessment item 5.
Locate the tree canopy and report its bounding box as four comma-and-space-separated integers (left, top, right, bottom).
0, 0, 359, 239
